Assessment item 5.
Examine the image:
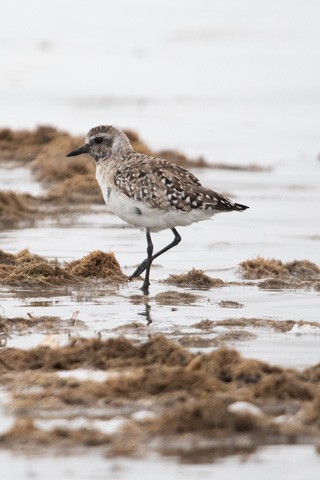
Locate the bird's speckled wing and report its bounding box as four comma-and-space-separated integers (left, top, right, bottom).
114, 153, 237, 212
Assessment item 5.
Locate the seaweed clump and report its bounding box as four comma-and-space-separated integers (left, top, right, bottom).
239, 256, 319, 280
0, 249, 71, 285
0, 419, 111, 449
0, 334, 320, 461
0, 191, 41, 228
0, 126, 62, 163
0, 249, 126, 286
0, 336, 320, 459
65, 250, 127, 283
153, 397, 260, 435
154, 290, 200, 305
0, 334, 192, 372
0, 314, 82, 338
163, 268, 224, 289
239, 256, 320, 289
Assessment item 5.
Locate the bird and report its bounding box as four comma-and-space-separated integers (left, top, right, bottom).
66, 125, 249, 294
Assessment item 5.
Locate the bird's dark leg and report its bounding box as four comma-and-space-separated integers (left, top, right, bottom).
129, 228, 182, 281
141, 228, 153, 295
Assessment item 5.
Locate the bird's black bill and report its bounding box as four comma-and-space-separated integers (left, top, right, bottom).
234, 202, 249, 211
66, 144, 89, 157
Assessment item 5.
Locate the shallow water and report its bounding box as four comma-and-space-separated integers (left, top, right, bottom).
1, 446, 320, 480
0, 162, 319, 366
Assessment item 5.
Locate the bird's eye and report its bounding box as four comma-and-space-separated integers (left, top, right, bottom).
94, 137, 103, 144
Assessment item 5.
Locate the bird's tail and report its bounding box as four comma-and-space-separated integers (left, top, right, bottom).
233, 202, 249, 211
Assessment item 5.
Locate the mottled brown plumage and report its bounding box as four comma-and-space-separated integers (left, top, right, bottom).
115, 154, 237, 212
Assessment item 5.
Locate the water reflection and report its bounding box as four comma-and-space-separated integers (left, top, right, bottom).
138, 301, 152, 325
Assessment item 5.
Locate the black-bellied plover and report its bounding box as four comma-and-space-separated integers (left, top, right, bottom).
67, 126, 249, 294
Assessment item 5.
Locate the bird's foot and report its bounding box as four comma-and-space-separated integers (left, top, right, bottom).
128, 260, 147, 280
140, 279, 150, 296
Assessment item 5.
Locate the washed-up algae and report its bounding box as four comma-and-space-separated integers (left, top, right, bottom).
0, 314, 85, 340
0, 186, 97, 230
0, 249, 126, 286
219, 300, 244, 308
65, 250, 126, 281
0, 315, 60, 335
239, 256, 320, 289
163, 269, 225, 289
0, 126, 64, 163
178, 331, 256, 348
0, 191, 42, 228
239, 256, 320, 279
192, 317, 320, 333
154, 290, 200, 305
46, 174, 102, 204
0, 335, 192, 372
1, 419, 112, 449
151, 397, 263, 435
0, 335, 320, 459
178, 336, 220, 348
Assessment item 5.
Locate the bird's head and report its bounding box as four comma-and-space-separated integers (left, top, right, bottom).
66, 125, 132, 162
